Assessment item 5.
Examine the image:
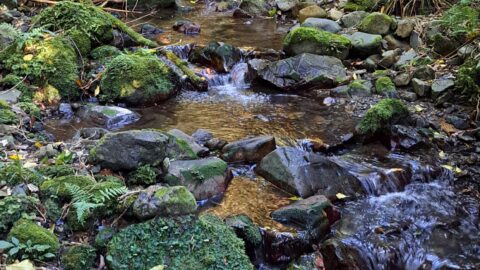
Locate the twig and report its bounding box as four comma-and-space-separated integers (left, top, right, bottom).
28, 0, 143, 13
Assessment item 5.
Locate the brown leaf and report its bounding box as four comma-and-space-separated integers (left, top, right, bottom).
440, 119, 457, 134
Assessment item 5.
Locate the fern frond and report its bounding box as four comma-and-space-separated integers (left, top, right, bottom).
72, 201, 102, 225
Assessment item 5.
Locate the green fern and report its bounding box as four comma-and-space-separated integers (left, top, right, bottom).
65, 183, 127, 224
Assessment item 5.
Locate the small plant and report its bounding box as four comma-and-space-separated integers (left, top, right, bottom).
55, 150, 75, 165
128, 165, 157, 185
0, 237, 56, 262
65, 183, 128, 224
384, 0, 453, 16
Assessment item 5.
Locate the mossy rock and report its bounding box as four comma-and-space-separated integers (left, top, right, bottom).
90, 45, 122, 65
62, 245, 97, 270
0, 23, 20, 50
348, 80, 372, 97
16, 102, 41, 119
358, 12, 394, 35
99, 51, 177, 105
0, 33, 80, 100
166, 132, 198, 160
133, 186, 198, 220
94, 227, 116, 250
0, 163, 44, 186
106, 214, 253, 270
358, 98, 408, 134
33, 1, 114, 45
8, 219, 60, 255
0, 196, 39, 234
225, 215, 262, 247
40, 175, 97, 199
375, 76, 396, 96
283, 27, 351, 59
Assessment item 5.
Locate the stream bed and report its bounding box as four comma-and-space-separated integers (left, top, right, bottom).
44, 4, 480, 269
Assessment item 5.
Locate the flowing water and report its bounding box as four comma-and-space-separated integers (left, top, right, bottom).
45, 4, 480, 269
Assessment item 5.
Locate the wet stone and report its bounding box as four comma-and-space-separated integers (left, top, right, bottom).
411, 78, 431, 97
431, 77, 454, 100
221, 135, 276, 163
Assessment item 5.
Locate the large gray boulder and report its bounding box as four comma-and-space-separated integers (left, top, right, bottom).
76, 105, 140, 129
168, 129, 209, 157
346, 32, 383, 58
164, 157, 231, 200
256, 147, 363, 198
221, 136, 276, 163
89, 130, 169, 171
254, 53, 347, 91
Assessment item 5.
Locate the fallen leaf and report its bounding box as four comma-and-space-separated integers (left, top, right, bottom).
23, 54, 34, 61
439, 151, 446, 159
440, 120, 457, 134
94, 86, 100, 96
6, 260, 35, 270
336, 193, 348, 199
414, 105, 424, 112
289, 196, 301, 201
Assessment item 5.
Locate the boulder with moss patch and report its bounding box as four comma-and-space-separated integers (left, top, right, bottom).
358, 12, 394, 35
358, 98, 409, 135
106, 214, 253, 270
61, 245, 97, 270
283, 27, 351, 59
133, 186, 197, 220
0, 33, 80, 100
8, 219, 60, 255
0, 163, 44, 186
346, 32, 382, 58
164, 157, 231, 200
348, 80, 372, 97
89, 129, 169, 171
0, 23, 20, 50
375, 76, 397, 97
99, 51, 177, 105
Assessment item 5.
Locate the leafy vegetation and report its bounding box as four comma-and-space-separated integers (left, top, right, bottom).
7, 219, 60, 256
358, 98, 409, 134
0, 196, 39, 234
0, 237, 56, 262
128, 164, 158, 185
61, 245, 97, 270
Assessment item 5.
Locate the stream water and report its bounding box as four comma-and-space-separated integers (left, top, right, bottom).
45, 4, 480, 269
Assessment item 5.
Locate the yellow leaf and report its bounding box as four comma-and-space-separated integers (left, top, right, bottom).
6, 260, 35, 270
94, 86, 100, 96
150, 266, 165, 270
441, 165, 454, 171
454, 167, 463, 174
23, 54, 34, 61
353, 73, 358, 80
289, 196, 301, 201
336, 193, 348, 199
34, 141, 42, 148
132, 80, 141, 88
8, 154, 23, 161
414, 105, 424, 112
438, 151, 446, 159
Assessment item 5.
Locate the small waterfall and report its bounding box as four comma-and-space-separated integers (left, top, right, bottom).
202, 62, 250, 89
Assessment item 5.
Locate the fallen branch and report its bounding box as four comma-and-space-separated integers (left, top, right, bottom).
28, 0, 142, 13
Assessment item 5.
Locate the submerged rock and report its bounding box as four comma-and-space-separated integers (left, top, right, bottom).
77, 105, 140, 129
107, 215, 253, 269
132, 186, 197, 220
283, 27, 351, 59
221, 136, 276, 163
257, 147, 363, 198
255, 53, 347, 91
164, 157, 231, 200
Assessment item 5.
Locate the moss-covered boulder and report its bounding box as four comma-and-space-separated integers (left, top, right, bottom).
40, 175, 97, 199
0, 23, 20, 50
90, 45, 122, 65
8, 219, 60, 254
234, 0, 270, 17
89, 129, 169, 171
106, 215, 253, 270
348, 80, 372, 97
61, 245, 97, 270
0, 107, 17, 125
0, 196, 39, 234
358, 98, 409, 134
375, 76, 396, 97
190, 42, 242, 73
128, 164, 158, 185
99, 51, 177, 105
346, 32, 383, 58
358, 12, 394, 35
33, 1, 114, 46
0, 33, 80, 100
132, 186, 198, 220
225, 215, 262, 247
164, 157, 230, 200
283, 27, 351, 59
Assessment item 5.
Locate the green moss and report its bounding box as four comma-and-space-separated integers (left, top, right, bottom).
455, 59, 480, 100
62, 245, 97, 270
180, 159, 228, 183
0, 33, 80, 100
440, 4, 479, 39
128, 164, 157, 185
375, 76, 396, 95
225, 215, 262, 246
37, 164, 76, 178
344, 0, 381, 11
68, 29, 92, 57
0, 196, 39, 234
94, 227, 116, 250
0, 108, 17, 124
90, 45, 121, 61
44, 197, 63, 222
358, 12, 394, 35
17, 102, 41, 119
349, 80, 369, 91
8, 219, 60, 254
343, 1, 366, 11
0, 163, 44, 186
283, 27, 351, 58
40, 175, 97, 199
106, 214, 253, 270
0, 23, 20, 50
358, 98, 409, 134
166, 133, 197, 160
33, 1, 114, 45
99, 51, 176, 105
152, 186, 197, 215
